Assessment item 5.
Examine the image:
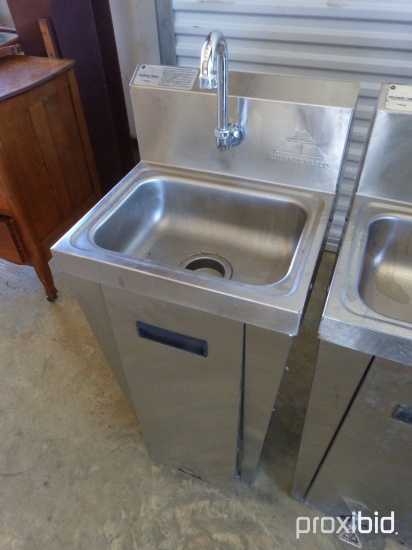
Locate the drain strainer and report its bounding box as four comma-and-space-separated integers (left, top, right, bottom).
179, 253, 233, 280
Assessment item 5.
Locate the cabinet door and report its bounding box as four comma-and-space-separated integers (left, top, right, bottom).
40, 80, 96, 211
102, 285, 244, 490
0, 71, 99, 243
306, 356, 412, 545
0, 107, 62, 239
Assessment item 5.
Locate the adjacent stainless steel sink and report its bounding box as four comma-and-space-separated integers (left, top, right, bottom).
293, 84, 412, 545
358, 214, 412, 323
318, 83, 412, 365
321, 199, 412, 364
92, 174, 308, 287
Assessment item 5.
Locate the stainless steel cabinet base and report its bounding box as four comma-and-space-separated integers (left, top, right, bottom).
292, 341, 372, 501
242, 325, 291, 484
67, 275, 291, 489
102, 284, 244, 490
304, 355, 412, 546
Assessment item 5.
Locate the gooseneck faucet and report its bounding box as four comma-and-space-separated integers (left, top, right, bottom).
199, 30, 244, 151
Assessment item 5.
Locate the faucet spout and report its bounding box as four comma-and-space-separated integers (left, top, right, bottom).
199, 30, 243, 151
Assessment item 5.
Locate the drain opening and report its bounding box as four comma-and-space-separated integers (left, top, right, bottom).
186, 257, 225, 277
179, 253, 233, 280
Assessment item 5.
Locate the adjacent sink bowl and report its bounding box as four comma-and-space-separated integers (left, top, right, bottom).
92, 175, 308, 287
321, 199, 412, 365
358, 215, 412, 324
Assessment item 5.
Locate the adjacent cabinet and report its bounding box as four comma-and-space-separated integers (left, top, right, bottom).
0, 55, 101, 300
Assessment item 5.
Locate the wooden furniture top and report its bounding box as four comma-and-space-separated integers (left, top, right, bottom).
0, 56, 75, 101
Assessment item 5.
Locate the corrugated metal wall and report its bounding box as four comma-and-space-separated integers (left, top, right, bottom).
172, 0, 412, 248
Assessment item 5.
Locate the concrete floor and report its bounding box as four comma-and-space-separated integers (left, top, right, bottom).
0, 253, 405, 550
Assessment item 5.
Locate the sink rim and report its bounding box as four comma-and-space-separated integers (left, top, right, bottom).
52, 161, 333, 334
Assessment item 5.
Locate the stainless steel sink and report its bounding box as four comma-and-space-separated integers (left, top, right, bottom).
54, 160, 334, 488
358, 214, 412, 323
52, 67, 358, 489
294, 198, 412, 503
92, 174, 308, 287
293, 84, 412, 546
321, 199, 412, 364
314, 83, 412, 364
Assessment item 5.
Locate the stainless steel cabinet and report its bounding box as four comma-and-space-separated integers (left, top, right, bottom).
66, 276, 291, 489
304, 355, 412, 546
102, 285, 244, 489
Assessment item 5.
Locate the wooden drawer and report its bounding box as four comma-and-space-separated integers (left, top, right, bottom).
0, 215, 27, 263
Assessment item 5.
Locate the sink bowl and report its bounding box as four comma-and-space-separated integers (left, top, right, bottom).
92, 176, 308, 286
358, 215, 412, 323
55, 163, 331, 334
320, 200, 412, 365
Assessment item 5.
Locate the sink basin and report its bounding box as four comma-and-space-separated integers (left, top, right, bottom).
55, 163, 331, 334
358, 215, 412, 323
320, 200, 412, 365
92, 176, 308, 286
319, 84, 412, 366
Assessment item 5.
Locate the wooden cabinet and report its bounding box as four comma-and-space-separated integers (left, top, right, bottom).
0, 55, 101, 300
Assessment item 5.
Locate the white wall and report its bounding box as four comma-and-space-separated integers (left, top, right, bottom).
108, 0, 160, 138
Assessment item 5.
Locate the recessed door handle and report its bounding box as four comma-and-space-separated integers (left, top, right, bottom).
136, 321, 208, 357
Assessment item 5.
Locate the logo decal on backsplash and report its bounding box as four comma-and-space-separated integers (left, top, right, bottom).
269, 130, 329, 169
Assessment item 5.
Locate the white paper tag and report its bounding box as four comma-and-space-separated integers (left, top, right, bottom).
385, 84, 412, 112
133, 64, 198, 91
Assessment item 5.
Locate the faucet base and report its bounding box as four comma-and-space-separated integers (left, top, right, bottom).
215, 123, 244, 151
